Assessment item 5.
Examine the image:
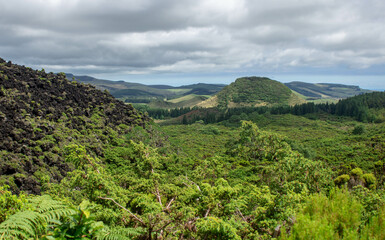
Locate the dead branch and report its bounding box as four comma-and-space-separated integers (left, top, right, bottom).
204, 208, 210, 217
98, 197, 145, 225
165, 197, 175, 210
236, 207, 247, 222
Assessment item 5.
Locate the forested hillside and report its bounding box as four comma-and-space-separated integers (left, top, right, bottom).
1, 59, 385, 239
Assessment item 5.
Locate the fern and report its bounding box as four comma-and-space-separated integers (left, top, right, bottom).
0, 195, 75, 240
0, 210, 45, 239
30, 195, 76, 223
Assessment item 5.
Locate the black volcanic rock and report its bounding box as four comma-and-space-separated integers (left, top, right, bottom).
0, 58, 150, 194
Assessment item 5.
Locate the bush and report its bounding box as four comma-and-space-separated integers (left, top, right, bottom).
196, 217, 241, 240
280, 188, 363, 239
362, 173, 377, 189
334, 174, 350, 186
0, 185, 28, 223
351, 168, 363, 177
352, 125, 365, 135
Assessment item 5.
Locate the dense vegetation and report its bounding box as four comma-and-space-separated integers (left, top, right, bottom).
215, 77, 303, 108
1, 59, 385, 239
143, 91, 385, 126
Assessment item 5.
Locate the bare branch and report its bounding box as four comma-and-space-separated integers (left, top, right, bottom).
185, 176, 201, 192
165, 197, 175, 210
98, 197, 145, 225
204, 208, 210, 217
154, 219, 174, 233
236, 208, 247, 222
85, 154, 100, 174
153, 185, 163, 207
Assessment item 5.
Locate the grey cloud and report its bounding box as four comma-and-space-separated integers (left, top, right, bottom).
0, 0, 385, 82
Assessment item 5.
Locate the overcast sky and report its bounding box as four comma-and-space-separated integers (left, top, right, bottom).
1, 0, 385, 89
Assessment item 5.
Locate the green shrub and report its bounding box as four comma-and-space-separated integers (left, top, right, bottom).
352, 125, 365, 135
360, 205, 385, 239
351, 168, 363, 177
0, 185, 29, 223
280, 188, 363, 239
196, 217, 241, 240
362, 173, 376, 189
334, 174, 350, 186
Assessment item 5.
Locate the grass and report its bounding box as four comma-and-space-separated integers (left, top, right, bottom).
168, 94, 200, 103
165, 89, 191, 94
149, 94, 209, 109
161, 123, 236, 159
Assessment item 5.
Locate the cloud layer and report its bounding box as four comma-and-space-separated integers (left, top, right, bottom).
1, 0, 385, 86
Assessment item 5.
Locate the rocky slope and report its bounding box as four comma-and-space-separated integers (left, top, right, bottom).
0, 58, 150, 193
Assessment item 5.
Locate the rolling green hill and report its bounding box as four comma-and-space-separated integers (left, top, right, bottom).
66, 74, 178, 97
67, 74, 373, 109
199, 76, 305, 108
66, 74, 225, 105
285, 81, 373, 100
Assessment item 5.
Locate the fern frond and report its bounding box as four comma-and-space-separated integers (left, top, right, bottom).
96, 226, 145, 240
0, 210, 45, 239
0, 195, 77, 239
30, 195, 76, 222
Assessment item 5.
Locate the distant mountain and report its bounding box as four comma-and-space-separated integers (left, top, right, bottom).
66, 74, 175, 97
285, 81, 373, 100
177, 83, 226, 90
0, 59, 149, 193
67, 74, 373, 108
198, 77, 305, 108
147, 84, 175, 89
66, 74, 225, 104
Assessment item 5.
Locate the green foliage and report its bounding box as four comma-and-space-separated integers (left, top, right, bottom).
360, 205, 385, 239
351, 167, 364, 177
44, 200, 104, 240
280, 188, 363, 239
351, 186, 385, 225
64, 144, 101, 174
0, 195, 76, 239
362, 173, 376, 189
228, 121, 291, 163
196, 217, 241, 240
95, 226, 143, 240
334, 174, 350, 186
0, 210, 46, 239
352, 125, 365, 135
228, 121, 333, 193
0, 185, 29, 223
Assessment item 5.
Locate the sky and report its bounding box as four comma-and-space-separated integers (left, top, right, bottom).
1, 0, 385, 90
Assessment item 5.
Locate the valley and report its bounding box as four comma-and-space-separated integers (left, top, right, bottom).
67, 74, 372, 109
